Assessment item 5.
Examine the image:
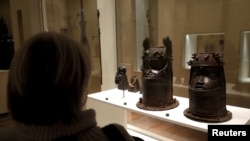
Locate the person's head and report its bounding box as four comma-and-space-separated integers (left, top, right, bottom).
7, 32, 91, 124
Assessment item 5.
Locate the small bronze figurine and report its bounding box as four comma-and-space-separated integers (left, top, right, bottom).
115, 66, 129, 90
128, 74, 140, 92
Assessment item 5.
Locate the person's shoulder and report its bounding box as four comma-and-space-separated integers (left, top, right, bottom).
109, 123, 129, 135
102, 123, 131, 141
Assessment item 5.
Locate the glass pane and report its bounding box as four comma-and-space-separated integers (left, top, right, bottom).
183, 33, 225, 69
239, 31, 250, 83
43, 0, 102, 93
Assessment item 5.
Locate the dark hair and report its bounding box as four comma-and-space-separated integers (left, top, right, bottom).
7, 32, 91, 124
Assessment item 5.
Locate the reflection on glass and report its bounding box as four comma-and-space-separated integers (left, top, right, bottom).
239, 31, 250, 83
135, 0, 149, 71
42, 0, 102, 92
183, 33, 225, 69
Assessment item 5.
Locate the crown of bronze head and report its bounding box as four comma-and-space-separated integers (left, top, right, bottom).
188, 53, 224, 66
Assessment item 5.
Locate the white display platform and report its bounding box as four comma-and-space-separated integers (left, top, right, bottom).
88, 88, 250, 133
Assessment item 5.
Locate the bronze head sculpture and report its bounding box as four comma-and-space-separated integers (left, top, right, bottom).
137, 37, 179, 111
184, 53, 232, 122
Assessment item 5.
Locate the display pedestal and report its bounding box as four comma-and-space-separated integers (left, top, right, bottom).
87, 88, 250, 140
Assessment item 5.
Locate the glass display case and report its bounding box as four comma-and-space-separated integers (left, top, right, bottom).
183, 33, 225, 69
239, 31, 250, 83
115, 0, 250, 140
42, 0, 102, 93
1, 0, 250, 139
116, 0, 250, 108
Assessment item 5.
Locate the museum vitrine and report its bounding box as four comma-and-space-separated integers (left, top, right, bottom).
239, 31, 250, 83
41, 0, 102, 93
1, 0, 250, 140
115, 0, 250, 140
116, 0, 250, 108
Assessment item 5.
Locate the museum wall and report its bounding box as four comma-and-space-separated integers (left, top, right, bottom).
116, 0, 250, 108
97, 0, 117, 90
158, 0, 250, 108
115, 0, 136, 80
157, 0, 250, 85
9, 0, 43, 48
